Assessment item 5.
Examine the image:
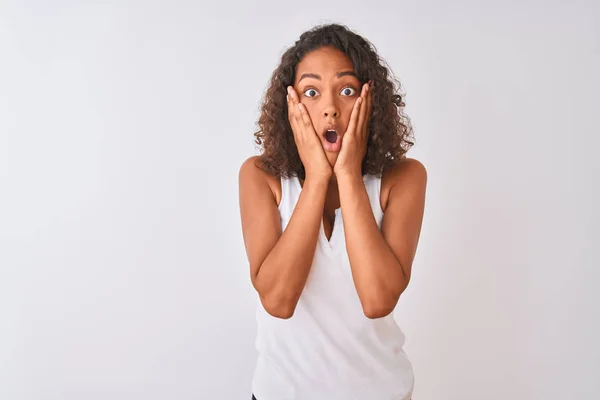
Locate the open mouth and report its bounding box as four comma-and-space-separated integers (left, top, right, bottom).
320, 125, 343, 152
323, 129, 338, 143
321, 124, 342, 152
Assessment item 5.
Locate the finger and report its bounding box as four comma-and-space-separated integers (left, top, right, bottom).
291, 87, 303, 120
363, 81, 374, 135
297, 102, 315, 135
289, 87, 312, 143
286, 91, 293, 119
347, 95, 363, 137
356, 84, 369, 134
288, 86, 299, 105
288, 86, 298, 119
287, 88, 301, 140
291, 87, 314, 132
287, 87, 296, 115
287, 88, 296, 114
288, 112, 299, 141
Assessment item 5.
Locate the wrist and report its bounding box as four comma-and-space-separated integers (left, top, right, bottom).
334, 167, 362, 181
304, 173, 331, 187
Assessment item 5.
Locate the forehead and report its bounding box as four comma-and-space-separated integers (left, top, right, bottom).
295, 46, 355, 77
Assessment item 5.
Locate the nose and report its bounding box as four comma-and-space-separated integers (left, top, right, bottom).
322, 94, 339, 118
324, 108, 338, 117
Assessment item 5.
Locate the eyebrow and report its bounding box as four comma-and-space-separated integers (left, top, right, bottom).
298, 70, 358, 82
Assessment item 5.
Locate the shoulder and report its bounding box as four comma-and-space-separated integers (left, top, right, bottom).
384, 157, 427, 184
239, 156, 263, 179
239, 156, 282, 205
380, 157, 427, 210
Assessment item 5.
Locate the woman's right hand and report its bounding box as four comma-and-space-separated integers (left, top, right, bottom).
286, 86, 332, 182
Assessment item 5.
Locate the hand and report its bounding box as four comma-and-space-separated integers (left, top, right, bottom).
334, 81, 373, 178
287, 86, 332, 182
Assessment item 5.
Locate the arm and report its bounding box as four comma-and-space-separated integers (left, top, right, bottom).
337, 159, 427, 319
239, 156, 328, 319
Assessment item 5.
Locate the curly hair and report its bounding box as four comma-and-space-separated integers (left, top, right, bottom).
254, 23, 414, 179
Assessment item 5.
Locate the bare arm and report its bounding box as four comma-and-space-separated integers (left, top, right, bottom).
239, 156, 328, 319
337, 158, 427, 319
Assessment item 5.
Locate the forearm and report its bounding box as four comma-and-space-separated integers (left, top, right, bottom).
255, 177, 328, 318
337, 173, 408, 317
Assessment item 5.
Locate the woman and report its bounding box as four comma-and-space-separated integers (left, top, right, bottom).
239, 23, 427, 400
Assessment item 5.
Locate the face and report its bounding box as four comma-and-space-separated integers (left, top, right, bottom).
293, 46, 362, 167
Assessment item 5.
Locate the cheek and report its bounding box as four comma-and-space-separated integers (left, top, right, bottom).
302, 103, 318, 122
341, 100, 357, 124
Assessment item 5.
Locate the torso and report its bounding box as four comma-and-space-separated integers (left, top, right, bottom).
252, 165, 416, 399
262, 164, 401, 241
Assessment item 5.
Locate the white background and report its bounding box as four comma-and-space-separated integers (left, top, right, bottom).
1, 1, 599, 399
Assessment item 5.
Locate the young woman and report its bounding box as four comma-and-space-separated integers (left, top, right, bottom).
239, 23, 427, 400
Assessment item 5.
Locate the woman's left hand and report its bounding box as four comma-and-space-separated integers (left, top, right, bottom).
334, 80, 373, 178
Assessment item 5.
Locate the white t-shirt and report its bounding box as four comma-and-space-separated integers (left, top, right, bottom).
252, 174, 414, 400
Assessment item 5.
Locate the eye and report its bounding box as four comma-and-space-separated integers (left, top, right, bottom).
303, 88, 319, 98
340, 87, 357, 96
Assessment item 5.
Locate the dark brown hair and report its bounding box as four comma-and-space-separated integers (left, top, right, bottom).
254, 23, 414, 179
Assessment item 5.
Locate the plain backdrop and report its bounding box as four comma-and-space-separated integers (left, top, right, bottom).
1, 1, 599, 399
